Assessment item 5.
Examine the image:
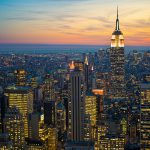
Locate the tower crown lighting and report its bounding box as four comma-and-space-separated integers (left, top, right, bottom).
111, 6, 124, 48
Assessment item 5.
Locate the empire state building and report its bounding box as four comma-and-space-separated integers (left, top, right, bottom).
110, 7, 126, 98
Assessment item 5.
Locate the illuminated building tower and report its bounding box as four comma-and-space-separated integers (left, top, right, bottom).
90, 66, 96, 90
44, 100, 55, 126
110, 7, 126, 98
92, 89, 104, 120
85, 93, 97, 127
84, 55, 89, 90
95, 123, 108, 150
4, 86, 33, 138
47, 127, 58, 150
120, 118, 127, 136
84, 93, 97, 142
56, 102, 66, 133
14, 69, 26, 86
4, 107, 25, 149
44, 74, 55, 101
28, 112, 49, 149
140, 82, 150, 149
68, 68, 85, 141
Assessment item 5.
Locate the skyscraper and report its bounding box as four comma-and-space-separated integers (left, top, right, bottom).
110, 7, 126, 98
14, 69, 26, 86
140, 81, 150, 149
44, 100, 55, 126
68, 68, 85, 141
4, 86, 33, 138
4, 107, 25, 149
84, 55, 89, 91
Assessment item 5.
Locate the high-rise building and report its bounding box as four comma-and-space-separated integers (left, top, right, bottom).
56, 102, 66, 133
44, 100, 55, 126
84, 93, 97, 142
85, 93, 97, 127
110, 7, 126, 98
84, 55, 89, 90
28, 112, 42, 141
43, 74, 55, 101
47, 127, 58, 150
4, 86, 33, 138
4, 107, 25, 149
14, 69, 26, 86
68, 68, 85, 141
92, 89, 104, 120
140, 82, 150, 149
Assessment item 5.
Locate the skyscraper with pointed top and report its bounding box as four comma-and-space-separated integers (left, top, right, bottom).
110, 7, 126, 98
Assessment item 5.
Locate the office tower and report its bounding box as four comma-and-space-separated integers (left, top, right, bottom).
110, 7, 126, 98
62, 85, 69, 130
47, 127, 58, 150
85, 93, 97, 127
28, 112, 41, 141
44, 74, 55, 101
84, 55, 89, 90
89, 66, 96, 91
44, 100, 55, 126
83, 114, 92, 141
140, 81, 150, 149
84, 93, 97, 142
4, 107, 25, 149
95, 123, 108, 150
4, 86, 33, 138
28, 112, 49, 149
68, 68, 85, 141
56, 102, 66, 133
0, 95, 8, 133
0, 133, 13, 149
120, 118, 127, 136
14, 69, 26, 86
92, 89, 104, 120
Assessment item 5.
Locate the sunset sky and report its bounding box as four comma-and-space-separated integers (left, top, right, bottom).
0, 0, 150, 46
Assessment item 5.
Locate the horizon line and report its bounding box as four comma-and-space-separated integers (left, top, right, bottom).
0, 43, 150, 47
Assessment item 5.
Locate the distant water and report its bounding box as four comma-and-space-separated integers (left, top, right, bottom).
0, 44, 150, 54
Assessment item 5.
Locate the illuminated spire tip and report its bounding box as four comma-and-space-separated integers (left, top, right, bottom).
116, 6, 120, 31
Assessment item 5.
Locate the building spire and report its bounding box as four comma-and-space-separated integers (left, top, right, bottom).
116, 6, 120, 31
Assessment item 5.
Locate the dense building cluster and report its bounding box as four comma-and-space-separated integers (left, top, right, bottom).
0, 9, 150, 150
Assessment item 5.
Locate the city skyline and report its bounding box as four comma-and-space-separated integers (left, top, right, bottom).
0, 0, 150, 46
